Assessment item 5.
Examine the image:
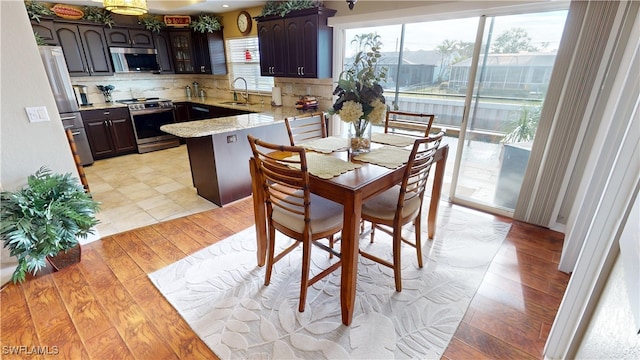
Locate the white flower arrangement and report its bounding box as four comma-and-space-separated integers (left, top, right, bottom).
330, 33, 388, 138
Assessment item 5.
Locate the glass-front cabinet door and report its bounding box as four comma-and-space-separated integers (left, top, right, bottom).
169, 31, 194, 73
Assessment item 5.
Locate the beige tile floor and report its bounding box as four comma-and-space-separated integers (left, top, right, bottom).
83, 145, 218, 237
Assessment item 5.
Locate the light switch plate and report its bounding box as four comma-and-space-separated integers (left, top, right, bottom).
25, 106, 50, 123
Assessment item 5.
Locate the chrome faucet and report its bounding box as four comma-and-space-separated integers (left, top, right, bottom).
232, 77, 248, 104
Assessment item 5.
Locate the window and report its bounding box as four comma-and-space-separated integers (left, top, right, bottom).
226, 37, 273, 92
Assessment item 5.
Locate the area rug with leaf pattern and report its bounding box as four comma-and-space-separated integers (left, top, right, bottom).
149, 205, 510, 359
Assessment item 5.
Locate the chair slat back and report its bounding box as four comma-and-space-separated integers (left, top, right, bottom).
398, 132, 445, 211
248, 135, 310, 221
285, 112, 327, 146
385, 110, 436, 138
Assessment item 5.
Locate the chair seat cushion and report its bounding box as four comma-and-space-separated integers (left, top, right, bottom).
362, 185, 422, 221
273, 192, 343, 234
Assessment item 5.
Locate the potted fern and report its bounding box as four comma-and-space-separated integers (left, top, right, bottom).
0, 167, 100, 283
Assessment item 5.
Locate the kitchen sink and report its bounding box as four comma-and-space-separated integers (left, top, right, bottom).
220, 101, 253, 106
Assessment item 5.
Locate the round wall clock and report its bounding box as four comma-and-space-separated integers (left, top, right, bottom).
237, 11, 252, 35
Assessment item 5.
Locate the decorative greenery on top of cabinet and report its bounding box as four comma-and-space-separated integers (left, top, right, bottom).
24, 1, 114, 27
24, 0, 54, 22
139, 14, 166, 33
259, 0, 318, 18
190, 14, 222, 33
82, 6, 114, 27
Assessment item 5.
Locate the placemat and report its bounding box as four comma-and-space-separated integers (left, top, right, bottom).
354, 146, 411, 169
284, 152, 361, 179
371, 132, 416, 147
301, 136, 349, 153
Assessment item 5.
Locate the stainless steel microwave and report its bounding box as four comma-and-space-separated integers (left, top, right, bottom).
109, 47, 159, 72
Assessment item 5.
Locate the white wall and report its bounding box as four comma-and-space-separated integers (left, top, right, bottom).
574, 255, 640, 358
1, 1, 80, 284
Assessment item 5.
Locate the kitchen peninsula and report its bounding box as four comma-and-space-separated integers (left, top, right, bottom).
161, 99, 299, 206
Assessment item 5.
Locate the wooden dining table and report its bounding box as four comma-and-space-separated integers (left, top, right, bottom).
249, 143, 449, 326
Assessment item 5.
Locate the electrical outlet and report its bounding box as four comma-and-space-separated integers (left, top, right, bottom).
25, 106, 50, 123
227, 134, 237, 143
285, 84, 293, 93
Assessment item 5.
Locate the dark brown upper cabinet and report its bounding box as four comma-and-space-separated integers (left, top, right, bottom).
31, 19, 58, 45
153, 30, 175, 74
256, 7, 336, 79
54, 23, 113, 76
257, 19, 286, 77
105, 28, 154, 48
192, 31, 228, 75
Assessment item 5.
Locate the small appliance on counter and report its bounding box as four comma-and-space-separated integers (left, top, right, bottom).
72, 85, 91, 106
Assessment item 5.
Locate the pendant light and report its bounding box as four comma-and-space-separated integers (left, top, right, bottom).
104, 0, 148, 16
346, 0, 357, 10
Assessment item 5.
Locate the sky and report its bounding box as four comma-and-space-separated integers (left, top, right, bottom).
345, 10, 569, 57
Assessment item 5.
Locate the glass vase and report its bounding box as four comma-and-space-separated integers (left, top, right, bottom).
103, 92, 113, 103
349, 120, 372, 155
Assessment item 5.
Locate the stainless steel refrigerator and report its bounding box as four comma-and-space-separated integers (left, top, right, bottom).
39, 46, 94, 166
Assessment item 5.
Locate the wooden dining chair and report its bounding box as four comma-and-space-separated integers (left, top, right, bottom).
284, 112, 327, 146
359, 131, 445, 292
385, 110, 436, 137
247, 134, 343, 312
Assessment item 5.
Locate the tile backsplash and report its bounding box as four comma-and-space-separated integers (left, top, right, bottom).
71, 73, 335, 111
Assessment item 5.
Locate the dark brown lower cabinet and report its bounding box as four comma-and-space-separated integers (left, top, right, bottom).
82, 108, 137, 159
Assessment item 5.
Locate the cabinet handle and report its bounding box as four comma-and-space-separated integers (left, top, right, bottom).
60, 116, 76, 120
103, 111, 110, 115
71, 131, 81, 136
201, 65, 205, 72
301, 67, 304, 76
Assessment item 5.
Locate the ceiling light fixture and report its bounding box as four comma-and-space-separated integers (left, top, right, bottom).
222, 4, 229, 8
103, 0, 148, 16
346, 0, 357, 10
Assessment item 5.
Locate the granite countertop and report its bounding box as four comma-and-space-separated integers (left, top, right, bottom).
79, 102, 129, 110
162, 97, 319, 138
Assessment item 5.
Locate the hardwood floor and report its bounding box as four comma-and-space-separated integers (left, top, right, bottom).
0, 198, 569, 359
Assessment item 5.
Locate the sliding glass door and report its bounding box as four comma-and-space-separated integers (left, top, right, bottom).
343, 8, 568, 215
450, 11, 568, 214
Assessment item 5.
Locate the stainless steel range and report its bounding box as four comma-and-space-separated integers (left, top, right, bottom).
118, 98, 180, 153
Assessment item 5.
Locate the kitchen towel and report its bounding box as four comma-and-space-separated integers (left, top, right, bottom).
271, 86, 282, 106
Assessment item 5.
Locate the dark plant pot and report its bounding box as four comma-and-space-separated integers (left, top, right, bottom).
47, 244, 82, 271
